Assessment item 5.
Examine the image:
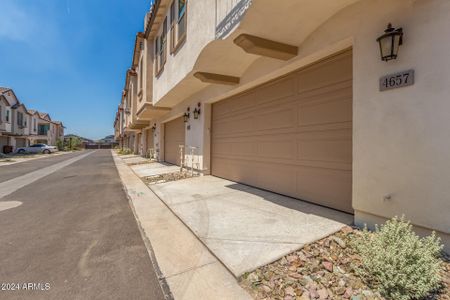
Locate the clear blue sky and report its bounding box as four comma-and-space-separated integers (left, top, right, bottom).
0, 0, 151, 140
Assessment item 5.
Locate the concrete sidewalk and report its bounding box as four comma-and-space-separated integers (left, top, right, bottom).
112, 152, 251, 300
150, 176, 353, 277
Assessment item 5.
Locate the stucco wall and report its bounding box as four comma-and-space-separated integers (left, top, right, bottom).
152, 0, 216, 104
305, 0, 450, 242
153, 0, 450, 246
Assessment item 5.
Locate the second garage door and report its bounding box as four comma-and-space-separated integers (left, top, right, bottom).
211, 50, 353, 213
164, 116, 185, 166
15, 138, 27, 148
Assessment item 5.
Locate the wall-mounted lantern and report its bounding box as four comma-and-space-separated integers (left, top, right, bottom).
151, 123, 157, 131
193, 103, 201, 119
184, 107, 190, 123
376, 23, 403, 62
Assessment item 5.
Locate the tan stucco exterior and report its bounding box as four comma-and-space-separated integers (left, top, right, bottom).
113, 0, 450, 252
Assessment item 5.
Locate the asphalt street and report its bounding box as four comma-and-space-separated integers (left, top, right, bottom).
0, 150, 165, 300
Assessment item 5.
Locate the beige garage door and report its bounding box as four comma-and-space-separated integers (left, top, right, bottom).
211, 50, 353, 213
15, 138, 27, 148
146, 129, 154, 153
0, 136, 8, 153
164, 117, 185, 166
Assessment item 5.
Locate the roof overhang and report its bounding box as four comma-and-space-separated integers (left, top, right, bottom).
154, 0, 360, 108
129, 121, 149, 130
136, 103, 171, 121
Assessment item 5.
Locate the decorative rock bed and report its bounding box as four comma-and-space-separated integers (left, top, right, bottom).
143, 171, 198, 185
240, 227, 449, 300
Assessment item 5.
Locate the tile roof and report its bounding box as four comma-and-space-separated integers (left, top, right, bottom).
0, 87, 11, 94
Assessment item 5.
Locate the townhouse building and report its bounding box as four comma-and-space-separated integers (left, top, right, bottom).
0, 87, 64, 153
114, 0, 450, 251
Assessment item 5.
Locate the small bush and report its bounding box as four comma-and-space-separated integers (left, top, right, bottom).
117, 148, 133, 155
354, 216, 443, 300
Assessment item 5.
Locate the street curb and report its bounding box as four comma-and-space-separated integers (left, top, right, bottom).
112, 151, 174, 300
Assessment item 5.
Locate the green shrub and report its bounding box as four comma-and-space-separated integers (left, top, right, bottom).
353, 216, 443, 300
56, 139, 64, 151
117, 148, 133, 155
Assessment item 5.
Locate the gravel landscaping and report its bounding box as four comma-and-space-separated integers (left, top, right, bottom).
142, 170, 199, 185
127, 159, 156, 166
240, 226, 450, 300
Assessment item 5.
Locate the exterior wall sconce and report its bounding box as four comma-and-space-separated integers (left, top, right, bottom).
193, 103, 201, 119
151, 123, 156, 131
376, 23, 403, 61
184, 107, 190, 123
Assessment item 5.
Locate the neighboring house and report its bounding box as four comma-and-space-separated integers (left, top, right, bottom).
0, 87, 64, 152
114, 0, 450, 251
11, 103, 30, 148
0, 94, 12, 152
53, 121, 65, 142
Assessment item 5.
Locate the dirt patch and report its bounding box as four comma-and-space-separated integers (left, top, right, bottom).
142, 171, 199, 185
240, 227, 449, 300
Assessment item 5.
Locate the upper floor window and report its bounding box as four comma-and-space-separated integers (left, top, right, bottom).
33, 119, 37, 131
17, 112, 24, 127
6, 110, 10, 122
0, 105, 2, 123
155, 17, 168, 76
138, 56, 144, 98
170, 0, 187, 53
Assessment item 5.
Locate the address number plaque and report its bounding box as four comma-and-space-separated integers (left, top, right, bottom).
379, 69, 415, 91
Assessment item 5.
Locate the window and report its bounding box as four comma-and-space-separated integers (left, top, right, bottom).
6, 110, 10, 122
0, 105, 2, 123
170, 0, 187, 53
17, 112, 24, 127
138, 56, 144, 99
33, 119, 37, 131
155, 17, 168, 75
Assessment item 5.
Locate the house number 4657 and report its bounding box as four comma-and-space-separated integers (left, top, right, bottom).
379, 69, 415, 91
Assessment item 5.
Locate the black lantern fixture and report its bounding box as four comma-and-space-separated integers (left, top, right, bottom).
183, 107, 190, 123
193, 103, 201, 119
151, 123, 156, 131
376, 23, 403, 62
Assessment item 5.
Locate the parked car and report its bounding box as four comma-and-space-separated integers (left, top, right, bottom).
16, 144, 58, 154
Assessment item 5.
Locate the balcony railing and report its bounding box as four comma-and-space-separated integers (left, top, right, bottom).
215, 0, 252, 39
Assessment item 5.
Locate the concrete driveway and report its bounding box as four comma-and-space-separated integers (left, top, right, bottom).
150, 176, 353, 277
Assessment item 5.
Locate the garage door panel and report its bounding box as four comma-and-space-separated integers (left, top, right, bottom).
213, 116, 255, 136
255, 107, 297, 131
296, 167, 352, 212
16, 138, 27, 147
212, 50, 353, 213
256, 165, 297, 197
300, 98, 352, 126
164, 117, 185, 166
213, 77, 296, 120
253, 77, 296, 104
297, 53, 352, 94
299, 138, 352, 163
258, 140, 296, 160
212, 158, 258, 186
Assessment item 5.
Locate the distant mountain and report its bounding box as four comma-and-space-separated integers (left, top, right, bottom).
64, 134, 94, 143
96, 135, 115, 144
